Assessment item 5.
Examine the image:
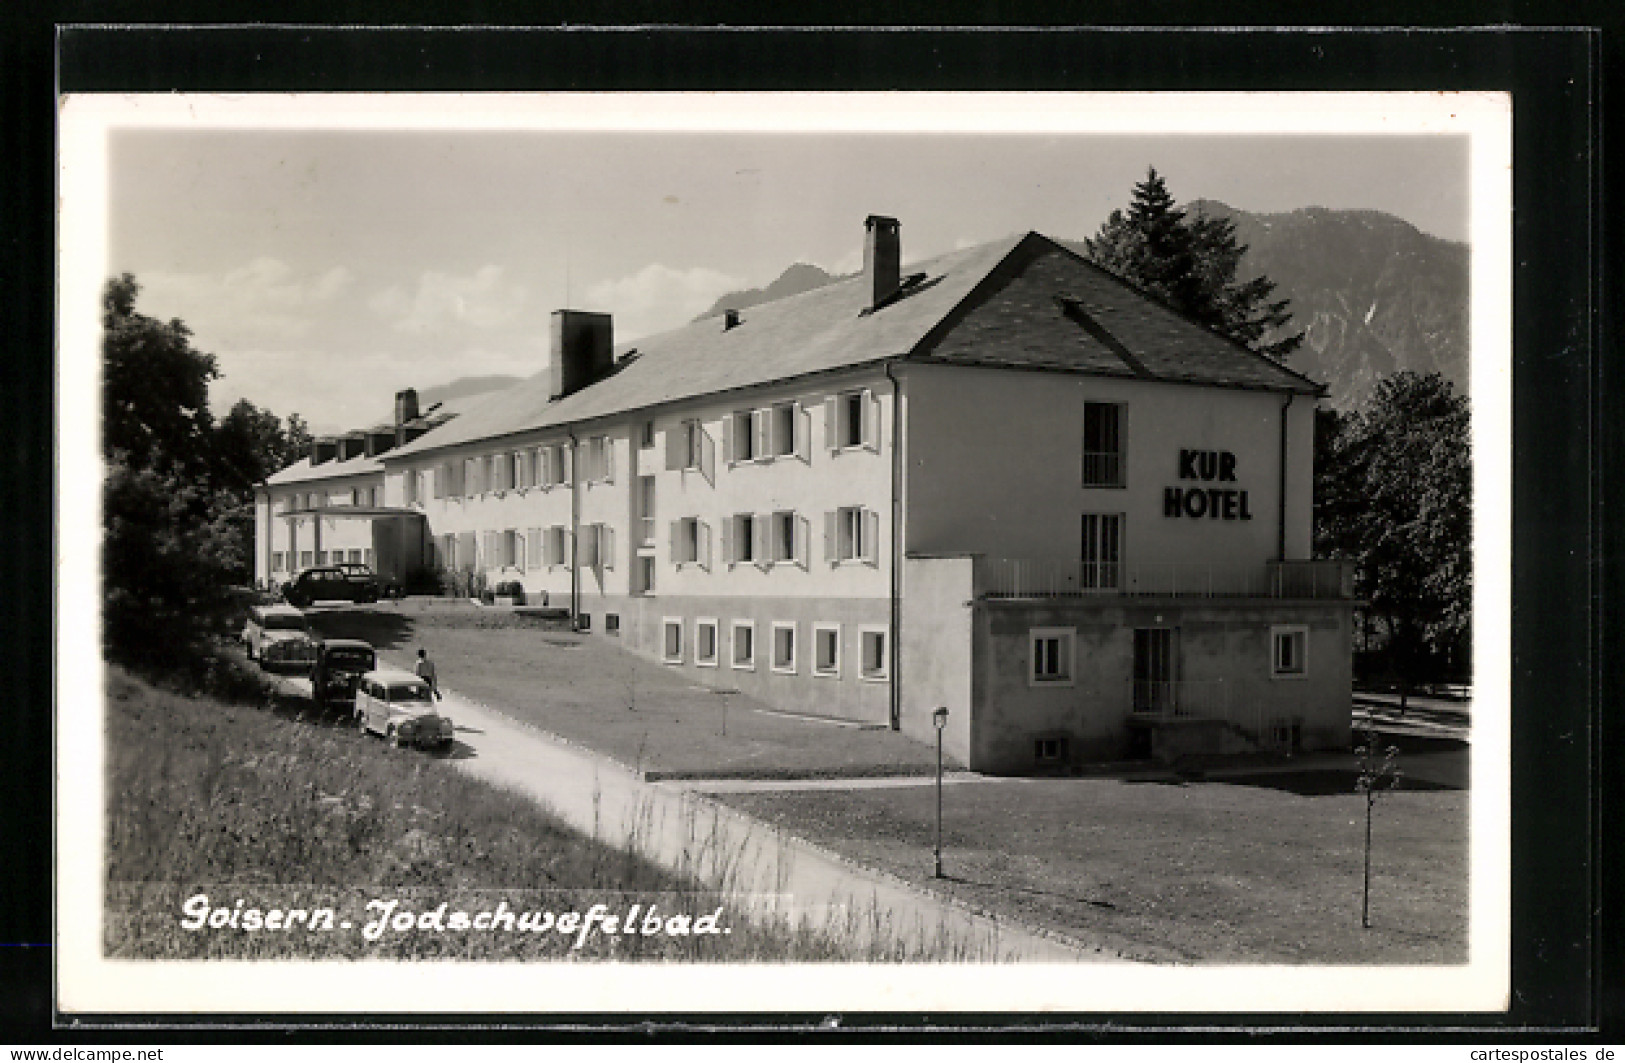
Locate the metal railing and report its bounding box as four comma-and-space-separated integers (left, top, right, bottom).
1131, 679, 1230, 718
980, 558, 1351, 600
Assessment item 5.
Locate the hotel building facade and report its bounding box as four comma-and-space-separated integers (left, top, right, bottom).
257, 217, 1355, 773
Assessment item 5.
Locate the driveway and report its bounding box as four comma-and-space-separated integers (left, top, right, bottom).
265, 666, 1102, 962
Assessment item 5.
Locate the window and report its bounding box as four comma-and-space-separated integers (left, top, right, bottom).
1083, 402, 1126, 487
1029, 627, 1076, 686
728, 410, 756, 463
728, 513, 759, 566
662, 618, 684, 664
300, 550, 313, 568
535, 444, 570, 488
581, 523, 615, 569
771, 403, 798, 457
666, 420, 706, 471
348, 549, 363, 565
502, 529, 523, 569
578, 613, 591, 632
771, 510, 805, 565
671, 518, 711, 569
827, 506, 879, 565
634, 555, 656, 596
812, 623, 841, 677
859, 626, 889, 681
639, 420, 656, 449
731, 620, 756, 670
1272, 626, 1309, 678
545, 526, 572, 568
636, 476, 656, 547
825, 389, 879, 453
695, 619, 719, 667
272, 552, 285, 573
316, 551, 329, 565
771, 622, 797, 674
364, 548, 374, 570
584, 436, 614, 483
605, 613, 620, 635
1081, 513, 1123, 589
1034, 737, 1068, 764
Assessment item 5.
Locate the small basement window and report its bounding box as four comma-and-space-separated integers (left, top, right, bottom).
1271, 625, 1309, 678
1034, 737, 1069, 764
577, 613, 592, 632
731, 620, 756, 670
859, 626, 889, 681
812, 623, 841, 677
695, 618, 719, 667
605, 613, 620, 635
662, 617, 684, 664
771, 621, 797, 674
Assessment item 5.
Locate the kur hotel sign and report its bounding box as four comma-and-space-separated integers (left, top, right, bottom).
1164, 449, 1253, 521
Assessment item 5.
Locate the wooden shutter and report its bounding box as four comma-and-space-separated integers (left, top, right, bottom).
603, 438, 615, 483
795, 514, 809, 567
665, 427, 682, 471
700, 426, 715, 483
699, 521, 712, 571
863, 508, 880, 565
824, 396, 838, 452
751, 409, 767, 459
863, 388, 881, 452
670, 520, 681, 564
796, 403, 811, 461
601, 525, 615, 570
824, 510, 838, 565
755, 514, 771, 569
561, 445, 573, 485
722, 516, 735, 567
721, 414, 734, 464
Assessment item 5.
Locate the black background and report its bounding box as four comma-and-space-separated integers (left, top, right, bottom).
3, 4, 1611, 1044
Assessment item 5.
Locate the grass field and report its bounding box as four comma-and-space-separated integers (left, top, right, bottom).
304, 602, 943, 779
103, 658, 976, 961
722, 771, 1468, 964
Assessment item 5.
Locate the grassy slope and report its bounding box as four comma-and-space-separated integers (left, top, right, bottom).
307, 603, 942, 778
725, 774, 1467, 965
103, 662, 931, 961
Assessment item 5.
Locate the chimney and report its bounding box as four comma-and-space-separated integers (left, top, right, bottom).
723, 308, 741, 331
394, 388, 420, 445
547, 310, 614, 400
310, 438, 339, 466
864, 215, 901, 310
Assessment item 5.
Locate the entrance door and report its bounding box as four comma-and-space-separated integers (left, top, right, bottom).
1132, 627, 1177, 715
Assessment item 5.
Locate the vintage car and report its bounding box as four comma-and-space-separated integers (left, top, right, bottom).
353, 668, 455, 751
337, 562, 402, 600
309, 639, 378, 709
282, 565, 383, 608
241, 604, 317, 669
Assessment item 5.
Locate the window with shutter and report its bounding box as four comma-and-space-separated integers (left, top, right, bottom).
753, 409, 769, 460
864, 388, 881, 451
754, 513, 771, 568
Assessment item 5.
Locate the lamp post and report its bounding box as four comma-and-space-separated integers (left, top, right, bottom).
932, 707, 949, 878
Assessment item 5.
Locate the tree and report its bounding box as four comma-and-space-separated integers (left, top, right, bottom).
102, 273, 219, 476
1315, 372, 1472, 698
1085, 167, 1304, 361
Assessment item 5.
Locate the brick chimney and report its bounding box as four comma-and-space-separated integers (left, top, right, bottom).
393, 388, 420, 445
864, 215, 901, 310
547, 310, 614, 400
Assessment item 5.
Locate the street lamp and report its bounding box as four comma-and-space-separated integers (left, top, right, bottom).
932, 707, 949, 878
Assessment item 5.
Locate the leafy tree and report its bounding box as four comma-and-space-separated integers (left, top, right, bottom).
1085, 167, 1304, 361
101, 276, 310, 665
1315, 372, 1472, 698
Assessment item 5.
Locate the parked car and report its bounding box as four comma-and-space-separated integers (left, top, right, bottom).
354, 668, 455, 751
339, 563, 402, 600
282, 565, 382, 608
241, 604, 317, 669
309, 639, 378, 709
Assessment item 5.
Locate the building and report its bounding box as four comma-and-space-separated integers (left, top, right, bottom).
255, 391, 459, 592
259, 216, 1355, 773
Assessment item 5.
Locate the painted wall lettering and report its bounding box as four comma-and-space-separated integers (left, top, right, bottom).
1165, 450, 1251, 520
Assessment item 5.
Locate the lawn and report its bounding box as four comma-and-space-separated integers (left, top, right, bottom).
304, 601, 943, 779
103, 660, 957, 961
720, 770, 1468, 965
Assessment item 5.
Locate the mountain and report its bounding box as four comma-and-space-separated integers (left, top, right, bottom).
1181, 201, 1469, 409
696, 262, 841, 321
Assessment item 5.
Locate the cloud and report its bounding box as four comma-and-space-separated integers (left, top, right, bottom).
583, 263, 744, 342
369, 265, 527, 335
138, 258, 354, 345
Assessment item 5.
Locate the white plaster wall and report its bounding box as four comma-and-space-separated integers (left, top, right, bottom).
902, 362, 1317, 569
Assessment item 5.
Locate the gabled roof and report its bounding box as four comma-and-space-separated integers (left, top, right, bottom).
265, 394, 478, 487
383, 231, 1323, 464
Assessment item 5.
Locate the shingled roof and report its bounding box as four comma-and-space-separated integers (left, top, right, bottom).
384, 231, 1322, 463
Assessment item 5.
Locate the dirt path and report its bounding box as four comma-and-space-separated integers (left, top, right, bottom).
431, 687, 1102, 961
273, 667, 1102, 961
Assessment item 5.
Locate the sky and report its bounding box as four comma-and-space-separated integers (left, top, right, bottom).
106, 124, 1469, 435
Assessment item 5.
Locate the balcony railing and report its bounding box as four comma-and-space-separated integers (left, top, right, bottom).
980, 558, 1352, 600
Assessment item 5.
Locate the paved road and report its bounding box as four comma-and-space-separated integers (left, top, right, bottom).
269, 668, 1098, 961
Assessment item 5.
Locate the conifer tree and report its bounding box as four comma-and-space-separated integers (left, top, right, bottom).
1085, 167, 1304, 361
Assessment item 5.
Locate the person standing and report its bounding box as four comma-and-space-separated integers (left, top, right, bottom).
415, 648, 441, 701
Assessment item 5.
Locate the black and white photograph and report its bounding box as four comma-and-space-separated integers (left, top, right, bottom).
55, 89, 1511, 1015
